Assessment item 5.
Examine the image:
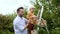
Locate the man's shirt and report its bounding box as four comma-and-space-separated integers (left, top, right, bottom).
13, 16, 27, 34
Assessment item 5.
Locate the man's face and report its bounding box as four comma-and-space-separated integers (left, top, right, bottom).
18, 9, 24, 17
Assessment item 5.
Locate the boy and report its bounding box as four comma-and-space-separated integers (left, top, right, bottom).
27, 6, 38, 34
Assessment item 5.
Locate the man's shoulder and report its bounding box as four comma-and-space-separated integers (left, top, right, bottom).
23, 17, 27, 21
23, 17, 26, 20
13, 16, 19, 23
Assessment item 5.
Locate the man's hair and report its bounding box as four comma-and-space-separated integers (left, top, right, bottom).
17, 7, 24, 13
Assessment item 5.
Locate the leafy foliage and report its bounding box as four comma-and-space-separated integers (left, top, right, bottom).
0, 13, 16, 34
31, 0, 60, 34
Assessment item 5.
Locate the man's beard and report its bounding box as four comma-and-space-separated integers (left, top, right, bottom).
19, 15, 23, 17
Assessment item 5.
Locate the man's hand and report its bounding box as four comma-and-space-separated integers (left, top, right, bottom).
24, 20, 29, 30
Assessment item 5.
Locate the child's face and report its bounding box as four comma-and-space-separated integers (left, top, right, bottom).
30, 8, 35, 13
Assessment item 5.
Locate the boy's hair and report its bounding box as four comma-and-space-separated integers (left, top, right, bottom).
17, 7, 24, 13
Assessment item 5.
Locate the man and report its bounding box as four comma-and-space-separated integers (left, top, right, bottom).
13, 7, 28, 34
27, 6, 37, 34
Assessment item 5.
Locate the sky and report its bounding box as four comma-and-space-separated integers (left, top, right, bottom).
0, 0, 33, 15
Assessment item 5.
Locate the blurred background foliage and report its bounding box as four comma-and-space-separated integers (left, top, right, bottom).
0, 0, 60, 34
31, 0, 60, 34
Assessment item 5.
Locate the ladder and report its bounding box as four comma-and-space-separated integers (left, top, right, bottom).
36, 6, 49, 34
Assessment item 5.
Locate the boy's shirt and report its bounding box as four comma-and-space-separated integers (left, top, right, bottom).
26, 12, 37, 25
26, 12, 34, 19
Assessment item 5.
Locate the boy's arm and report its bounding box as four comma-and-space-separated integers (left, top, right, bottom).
26, 13, 32, 19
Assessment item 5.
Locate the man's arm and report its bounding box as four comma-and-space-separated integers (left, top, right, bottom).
24, 19, 29, 29
24, 23, 28, 30
15, 21, 28, 31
